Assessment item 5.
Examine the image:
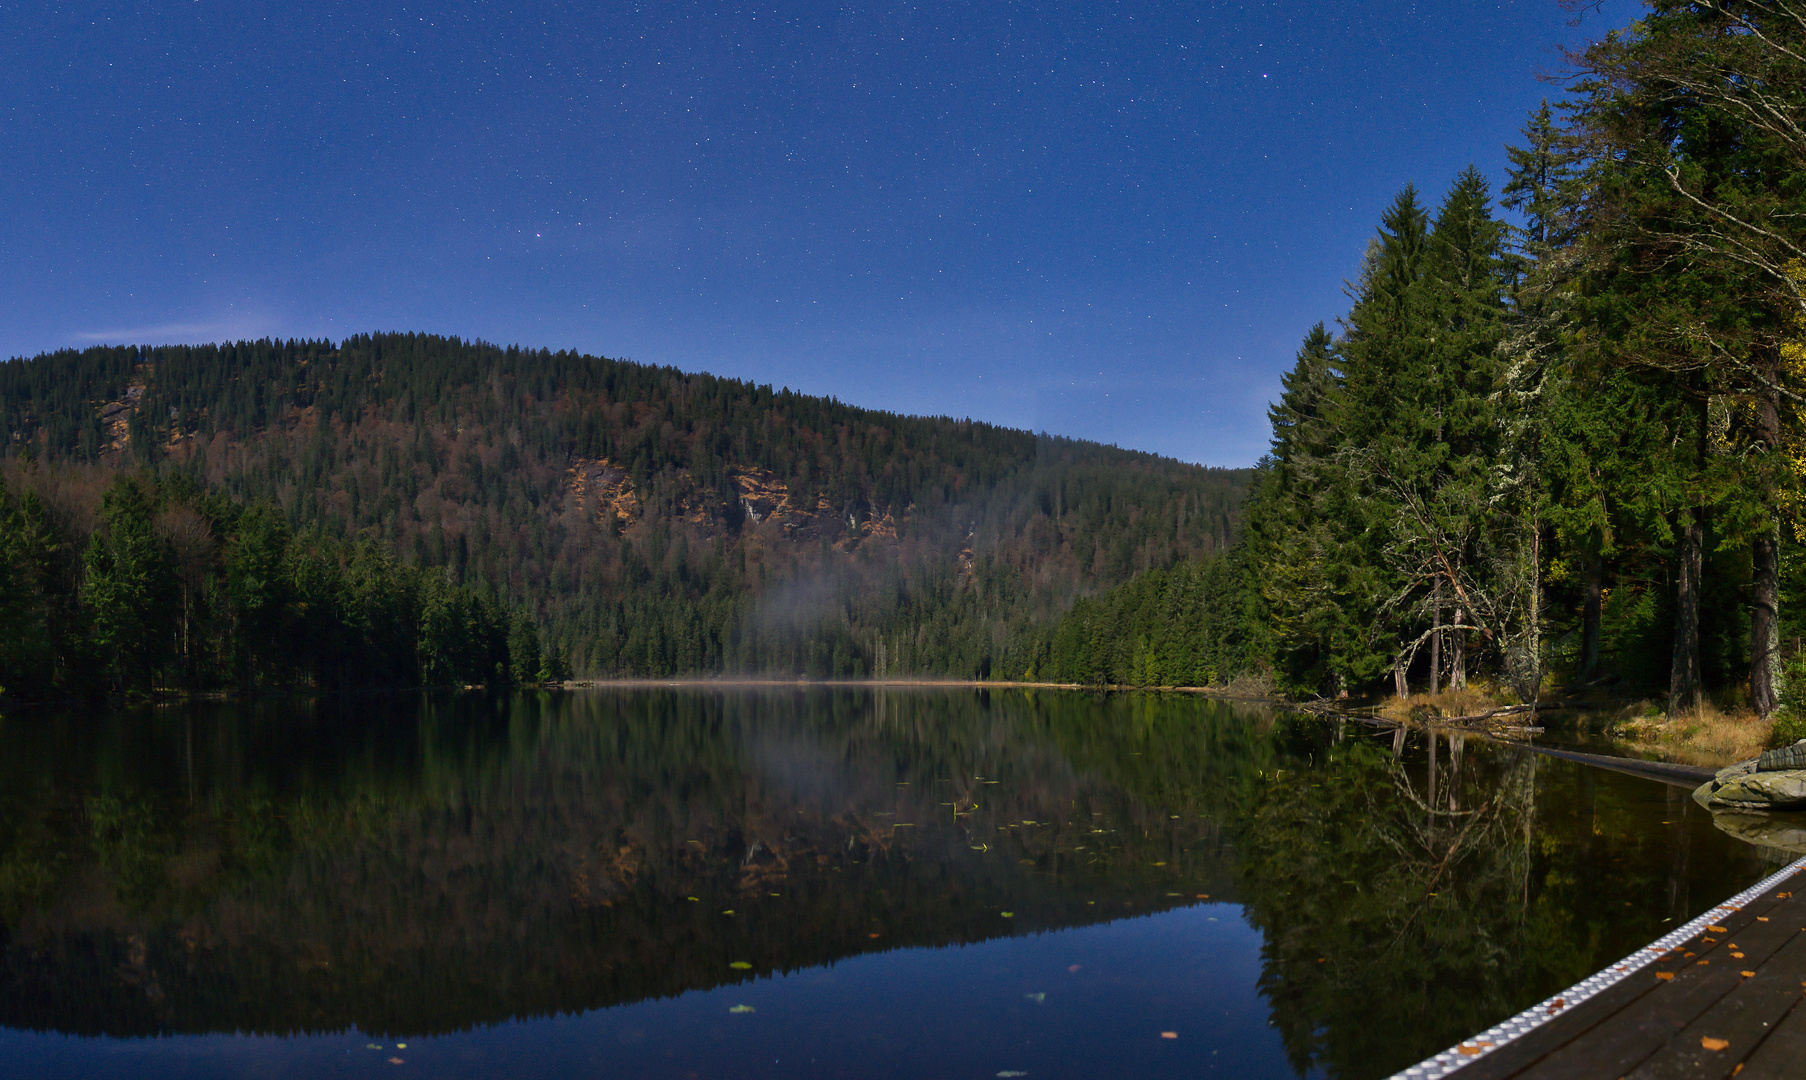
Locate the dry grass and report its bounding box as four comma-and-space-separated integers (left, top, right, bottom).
1604, 699, 1770, 768
1376, 686, 1510, 723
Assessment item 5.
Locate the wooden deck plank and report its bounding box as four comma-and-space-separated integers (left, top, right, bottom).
1437, 878, 1806, 1079
1733, 993, 1806, 1080
1623, 929, 1806, 1079
1503, 905, 1801, 1078
1451, 891, 1799, 1080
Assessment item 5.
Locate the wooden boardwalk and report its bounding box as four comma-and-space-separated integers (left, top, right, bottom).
1394, 856, 1806, 1079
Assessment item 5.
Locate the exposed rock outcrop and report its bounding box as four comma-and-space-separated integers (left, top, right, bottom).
1692, 741, 1806, 811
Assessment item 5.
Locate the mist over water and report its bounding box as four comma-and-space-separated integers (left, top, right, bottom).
0, 689, 1784, 1078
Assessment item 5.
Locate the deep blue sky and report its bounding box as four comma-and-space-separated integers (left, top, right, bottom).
2, 0, 1640, 466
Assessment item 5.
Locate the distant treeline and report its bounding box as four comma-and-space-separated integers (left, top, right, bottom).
0, 334, 1246, 699
0, 469, 562, 699
1045, 7, 1806, 716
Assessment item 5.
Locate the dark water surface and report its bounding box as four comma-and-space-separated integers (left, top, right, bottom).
0, 689, 1787, 1079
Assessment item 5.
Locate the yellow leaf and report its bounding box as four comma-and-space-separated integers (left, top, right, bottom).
1701, 1036, 1730, 1052
1657, 972, 1675, 981
1159, 1031, 1177, 1039
729, 1004, 756, 1014
730, 962, 753, 970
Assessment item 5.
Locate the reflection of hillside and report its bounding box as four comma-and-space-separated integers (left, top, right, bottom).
0, 690, 1262, 1038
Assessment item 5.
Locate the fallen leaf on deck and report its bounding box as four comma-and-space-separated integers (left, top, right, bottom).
1732, 952, 1745, 959
1657, 972, 1675, 981
1684, 952, 1697, 958
1160, 1032, 1177, 1039
1758, 916, 1770, 922
1701, 1037, 1730, 1052
1699, 960, 1711, 965
1742, 971, 1756, 977
730, 962, 753, 970
1710, 925, 1728, 933
1457, 1046, 1480, 1057
729, 1005, 756, 1014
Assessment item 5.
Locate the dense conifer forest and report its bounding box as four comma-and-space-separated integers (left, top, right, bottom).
0, 335, 1247, 701
1041, 3, 1806, 722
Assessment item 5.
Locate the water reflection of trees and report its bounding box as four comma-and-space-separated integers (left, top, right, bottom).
1233, 719, 1776, 1080
0, 689, 1265, 1037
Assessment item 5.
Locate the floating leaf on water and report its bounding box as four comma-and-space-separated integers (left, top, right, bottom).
1160, 1031, 1178, 1040
1197, 894, 1209, 899
1068, 964, 1081, 973
1001, 912, 1014, 918
388, 1058, 404, 1065
722, 910, 735, 915
396, 1044, 406, 1049
868, 932, 881, 938
730, 962, 753, 970
1700, 1036, 1730, 1052
367, 1044, 382, 1049
997, 1072, 1028, 1077
1153, 861, 1167, 867
729, 1004, 756, 1014
687, 897, 700, 902
1024, 992, 1045, 1003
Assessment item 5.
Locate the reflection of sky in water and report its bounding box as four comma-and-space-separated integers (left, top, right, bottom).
0, 905, 1292, 1080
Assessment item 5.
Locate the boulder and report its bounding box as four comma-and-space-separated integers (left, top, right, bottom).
1715, 758, 1759, 784
1693, 768, 1806, 812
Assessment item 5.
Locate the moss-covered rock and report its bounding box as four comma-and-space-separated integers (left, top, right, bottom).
1693, 768, 1806, 811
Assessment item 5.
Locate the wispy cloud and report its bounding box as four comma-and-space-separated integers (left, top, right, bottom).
73, 312, 281, 345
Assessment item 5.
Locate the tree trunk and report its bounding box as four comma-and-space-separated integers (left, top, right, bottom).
1394, 656, 1407, 698
1752, 526, 1780, 718
1752, 361, 1782, 719
1580, 551, 1603, 683
1451, 607, 1467, 690
1669, 515, 1703, 715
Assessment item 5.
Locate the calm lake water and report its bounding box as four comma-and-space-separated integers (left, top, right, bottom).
0, 688, 1789, 1079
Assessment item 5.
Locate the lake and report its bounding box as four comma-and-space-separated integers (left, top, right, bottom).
0, 688, 1787, 1079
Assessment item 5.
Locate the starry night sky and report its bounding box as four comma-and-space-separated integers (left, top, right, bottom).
1, 0, 1640, 465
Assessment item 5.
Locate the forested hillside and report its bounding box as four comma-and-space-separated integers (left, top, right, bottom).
1046, 3, 1806, 720
0, 334, 1247, 700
